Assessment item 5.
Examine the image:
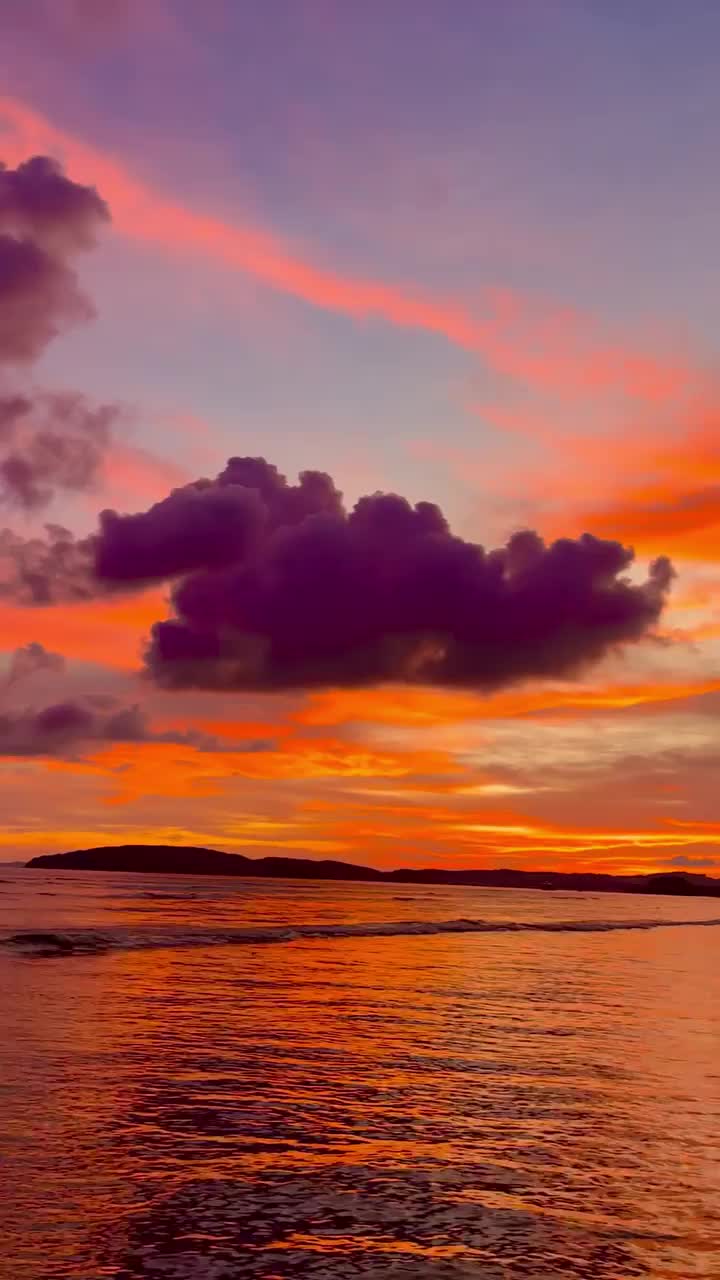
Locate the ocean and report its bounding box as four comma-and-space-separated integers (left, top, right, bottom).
1, 867, 719, 1279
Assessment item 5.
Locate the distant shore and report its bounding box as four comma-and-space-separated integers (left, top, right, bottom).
26, 844, 720, 899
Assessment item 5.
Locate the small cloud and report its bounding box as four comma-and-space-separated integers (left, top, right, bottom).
4, 640, 65, 686
669, 854, 717, 869
0, 692, 275, 758
0, 392, 122, 510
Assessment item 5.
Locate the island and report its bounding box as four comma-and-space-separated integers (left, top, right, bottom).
25, 845, 720, 898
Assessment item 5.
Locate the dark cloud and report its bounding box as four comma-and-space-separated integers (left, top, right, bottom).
0, 392, 121, 509
0, 156, 115, 515
90, 456, 675, 691
96, 482, 266, 584
0, 699, 98, 754
4, 641, 65, 686
0, 156, 108, 364
0, 157, 120, 589
95, 457, 343, 584
0, 694, 274, 757
217, 456, 344, 524
4, 456, 339, 602
0, 232, 94, 363
0, 156, 108, 255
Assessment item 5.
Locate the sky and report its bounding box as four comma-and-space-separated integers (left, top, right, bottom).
0, 0, 719, 873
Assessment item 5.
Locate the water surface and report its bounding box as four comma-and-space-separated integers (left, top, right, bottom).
1, 868, 719, 1278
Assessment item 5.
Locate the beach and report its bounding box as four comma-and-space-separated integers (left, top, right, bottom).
1, 868, 719, 1278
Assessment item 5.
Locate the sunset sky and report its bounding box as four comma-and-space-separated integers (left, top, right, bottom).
1, 0, 719, 873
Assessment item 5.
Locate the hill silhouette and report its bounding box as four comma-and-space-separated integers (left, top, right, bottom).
25, 845, 720, 898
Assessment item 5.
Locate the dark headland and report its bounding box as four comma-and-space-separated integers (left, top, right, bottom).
25, 845, 720, 899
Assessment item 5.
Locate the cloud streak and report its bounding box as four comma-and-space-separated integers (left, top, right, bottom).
0, 96, 688, 404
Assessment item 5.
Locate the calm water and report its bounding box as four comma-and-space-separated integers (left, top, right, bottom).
1, 869, 719, 1279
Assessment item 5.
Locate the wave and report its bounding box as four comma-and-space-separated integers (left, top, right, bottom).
3, 914, 720, 956
140, 891, 200, 900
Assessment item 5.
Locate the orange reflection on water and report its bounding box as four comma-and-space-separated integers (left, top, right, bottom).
2, 877, 719, 1278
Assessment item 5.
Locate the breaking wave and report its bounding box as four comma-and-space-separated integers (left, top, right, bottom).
3, 915, 720, 956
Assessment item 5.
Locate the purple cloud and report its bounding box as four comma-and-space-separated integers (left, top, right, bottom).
0, 523, 97, 604
0, 156, 116, 513
95, 457, 343, 584
0, 232, 94, 363
96, 482, 266, 584
90, 456, 674, 691
0, 156, 107, 364
0, 694, 274, 756
0, 393, 121, 509
0, 155, 108, 255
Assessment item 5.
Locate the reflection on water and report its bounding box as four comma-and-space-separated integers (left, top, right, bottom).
1, 871, 719, 1278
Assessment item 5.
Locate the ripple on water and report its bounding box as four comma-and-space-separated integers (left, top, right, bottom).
0, 876, 719, 1278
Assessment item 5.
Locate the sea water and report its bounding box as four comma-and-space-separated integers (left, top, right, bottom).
1, 867, 719, 1278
